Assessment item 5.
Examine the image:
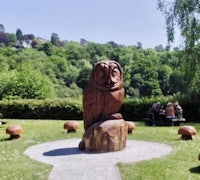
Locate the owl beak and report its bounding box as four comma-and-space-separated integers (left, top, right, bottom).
107, 79, 114, 88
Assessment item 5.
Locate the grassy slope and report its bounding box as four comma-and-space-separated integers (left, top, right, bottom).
119, 122, 200, 180
0, 120, 200, 180
0, 119, 84, 180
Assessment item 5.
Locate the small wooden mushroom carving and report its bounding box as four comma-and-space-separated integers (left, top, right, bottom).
6, 125, 23, 140
64, 120, 80, 133
125, 121, 135, 134
178, 125, 197, 140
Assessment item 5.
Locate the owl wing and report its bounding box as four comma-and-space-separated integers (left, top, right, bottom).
83, 85, 105, 130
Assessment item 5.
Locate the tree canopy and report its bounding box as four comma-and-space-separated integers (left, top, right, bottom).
158, 0, 200, 98
0, 42, 186, 100
158, 0, 200, 48
0, 23, 190, 100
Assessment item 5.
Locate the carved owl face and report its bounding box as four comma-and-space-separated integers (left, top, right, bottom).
90, 60, 123, 91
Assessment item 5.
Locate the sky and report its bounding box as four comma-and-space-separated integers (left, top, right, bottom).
0, 0, 181, 48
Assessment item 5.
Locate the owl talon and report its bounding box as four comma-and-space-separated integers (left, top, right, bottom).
102, 113, 123, 121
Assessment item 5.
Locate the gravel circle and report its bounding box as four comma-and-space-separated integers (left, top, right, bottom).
25, 138, 173, 180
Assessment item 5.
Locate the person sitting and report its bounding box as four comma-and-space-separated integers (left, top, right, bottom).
173, 101, 183, 126
173, 101, 183, 119
159, 105, 165, 125
149, 102, 161, 126
165, 102, 175, 126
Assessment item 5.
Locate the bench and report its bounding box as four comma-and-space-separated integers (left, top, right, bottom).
171, 118, 185, 126
142, 118, 154, 126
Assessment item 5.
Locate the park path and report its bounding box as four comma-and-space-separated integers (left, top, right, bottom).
25, 138, 173, 180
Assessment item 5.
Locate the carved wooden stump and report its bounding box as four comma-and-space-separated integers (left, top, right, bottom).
79, 119, 128, 152
80, 60, 126, 152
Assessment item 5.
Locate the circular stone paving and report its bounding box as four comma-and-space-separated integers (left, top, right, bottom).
25, 139, 173, 180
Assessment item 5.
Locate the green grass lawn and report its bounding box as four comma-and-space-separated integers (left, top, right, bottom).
0, 120, 200, 180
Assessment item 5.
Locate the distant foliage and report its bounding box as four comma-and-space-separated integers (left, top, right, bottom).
16, 28, 23, 41
0, 24, 189, 100
0, 18, 198, 120
0, 32, 9, 46
0, 24, 5, 33
51, 33, 62, 46
0, 41, 185, 100
0, 68, 54, 99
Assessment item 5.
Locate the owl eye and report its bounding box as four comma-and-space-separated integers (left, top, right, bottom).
110, 66, 121, 83
94, 67, 107, 85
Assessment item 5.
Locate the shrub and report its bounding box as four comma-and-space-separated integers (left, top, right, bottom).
0, 68, 54, 99
0, 98, 83, 119
121, 96, 173, 121
0, 96, 199, 122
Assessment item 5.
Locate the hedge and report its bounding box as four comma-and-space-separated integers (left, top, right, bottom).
121, 97, 172, 121
0, 97, 171, 121
0, 97, 199, 122
121, 97, 200, 122
0, 98, 83, 120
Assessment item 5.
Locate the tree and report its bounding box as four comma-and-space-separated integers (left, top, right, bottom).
0, 67, 54, 99
85, 43, 112, 65
154, 44, 164, 52
135, 41, 143, 49
16, 29, 23, 41
64, 42, 90, 67
0, 24, 5, 33
157, 64, 172, 95
80, 38, 88, 45
130, 57, 162, 97
7, 33, 17, 46
158, 0, 200, 48
76, 67, 92, 89
0, 32, 9, 46
51, 33, 61, 46
31, 38, 42, 48
38, 42, 54, 56
107, 41, 119, 48
24, 34, 35, 40
157, 0, 200, 94
168, 70, 184, 94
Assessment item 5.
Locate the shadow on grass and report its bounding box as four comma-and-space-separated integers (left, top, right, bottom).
189, 166, 200, 174
0, 137, 12, 141
0, 135, 21, 141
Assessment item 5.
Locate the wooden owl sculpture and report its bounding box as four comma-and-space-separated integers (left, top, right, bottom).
83, 60, 124, 131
